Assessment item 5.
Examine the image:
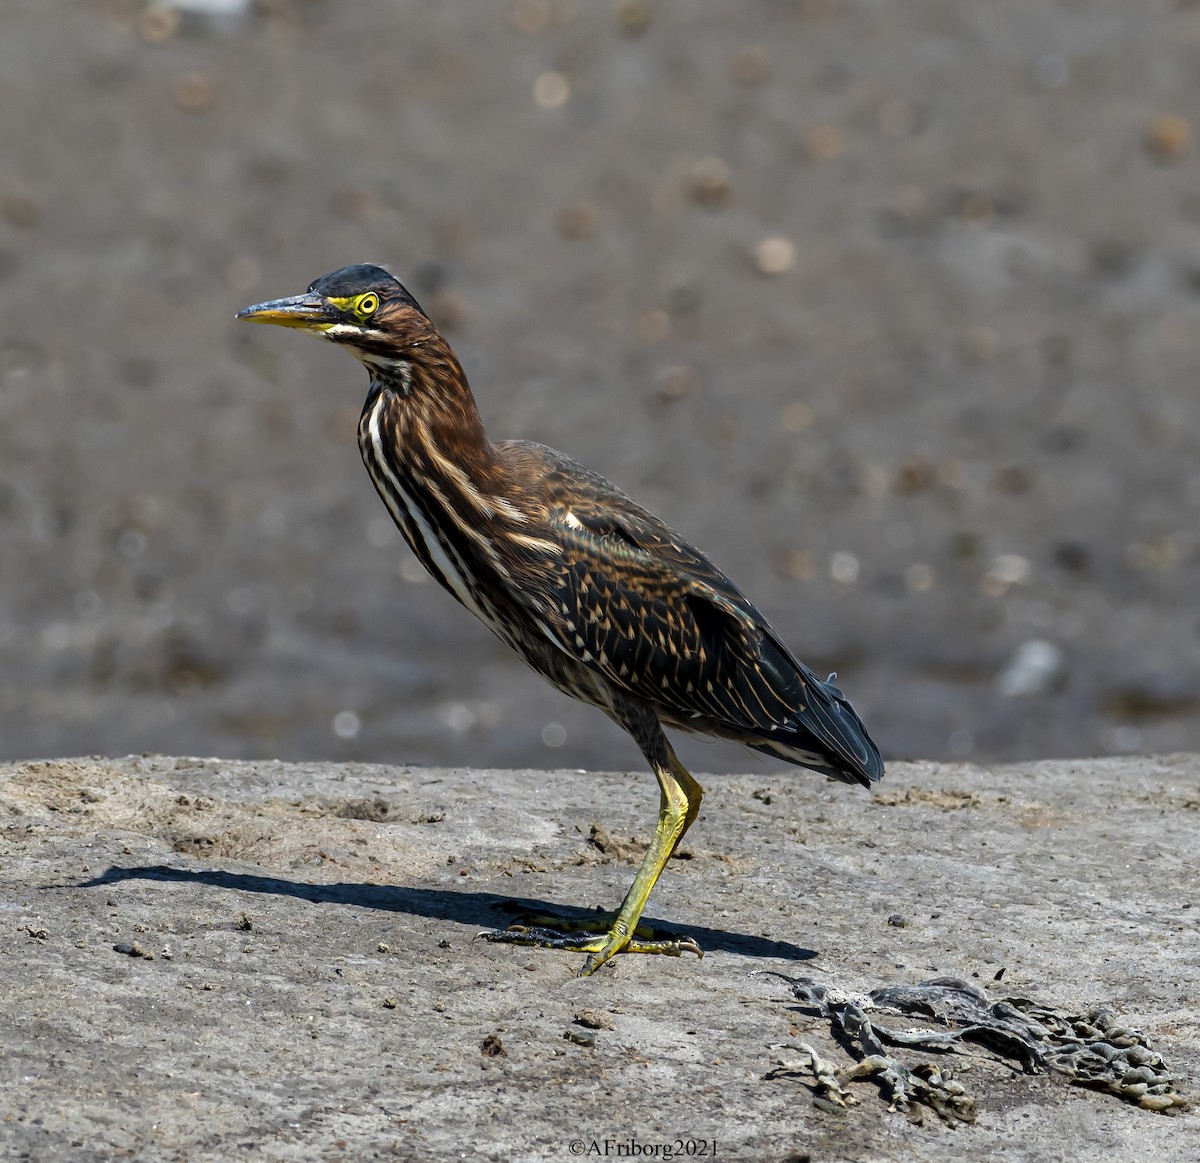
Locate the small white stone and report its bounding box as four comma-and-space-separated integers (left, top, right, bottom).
541, 722, 567, 748
533, 71, 570, 109
997, 639, 1066, 698
829, 551, 860, 584
754, 236, 796, 274
332, 710, 362, 739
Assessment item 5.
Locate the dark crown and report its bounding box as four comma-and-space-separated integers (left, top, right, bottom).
308, 264, 426, 315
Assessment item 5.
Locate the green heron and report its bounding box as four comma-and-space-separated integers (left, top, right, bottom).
238, 264, 883, 976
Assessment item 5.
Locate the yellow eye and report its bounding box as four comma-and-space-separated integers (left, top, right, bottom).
356, 293, 379, 318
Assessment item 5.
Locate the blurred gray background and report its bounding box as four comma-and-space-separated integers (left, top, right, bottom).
2, 0, 1198, 774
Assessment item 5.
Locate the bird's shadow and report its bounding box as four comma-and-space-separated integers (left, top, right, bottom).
76, 864, 817, 963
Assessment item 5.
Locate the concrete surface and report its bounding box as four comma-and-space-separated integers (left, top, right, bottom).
1, 753, 1197, 1160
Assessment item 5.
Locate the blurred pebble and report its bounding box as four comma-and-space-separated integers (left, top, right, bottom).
892, 457, 935, 495
803, 123, 843, 161
730, 45, 769, 85
1126, 536, 1182, 571
981, 554, 1033, 598
74, 590, 104, 618
440, 702, 476, 733
399, 558, 429, 585
1052, 541, 1089, 574
960, 197, 996, 234
1144, 115, 1191, 161
117, 529, 147, 559
510, 0, 551, 35
162, 0, 253, 26
708, 418, 739, 446
1089, 237, 1140, 278
173, 73, 215, 113
754, 236, 796, 275
333, 711, 361, 739
948, 729, 974, 756
891, 185, 928, 222
905, 563, 935, 592
139, 4, 181, 41
171, 0, 251, 11
665, 283, 702, 316
859, 464, 889, 499
960, 325, 999, 361
1153, 313, 1197, 348
436, 696, 496, 729
656, 365, 696, 402
994, 554, 1033, 584
541, 722, 567, 748
688, 156, 732, 208
634, 309, 670, 344
829, 551, 860, 584
257, 0, 300, 26
0, 192, 41, 230
556, 201, 599, 240
614, 0, 652, 37
775, 548, 816, 582
1041, 425, 1085, 454
800, 0, 841, 21
574, 1008, 615, 1030
937, 461, 965, 488
533, 71, 570, 109
1030, 53, 1068, 90
779, 401, 813, 433
997, 639, 1066, 698
1103, 724, 1143, 754
991, 465, 1034, 495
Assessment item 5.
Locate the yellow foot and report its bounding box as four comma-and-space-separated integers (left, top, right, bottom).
479, 918, 702, 976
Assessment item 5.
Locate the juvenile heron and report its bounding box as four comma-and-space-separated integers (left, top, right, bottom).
238, 264, 883, 976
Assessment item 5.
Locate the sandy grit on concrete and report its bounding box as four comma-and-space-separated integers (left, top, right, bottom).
1, 754, 1197, 1161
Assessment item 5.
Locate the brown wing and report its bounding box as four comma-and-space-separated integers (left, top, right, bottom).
497, 442, 882, 783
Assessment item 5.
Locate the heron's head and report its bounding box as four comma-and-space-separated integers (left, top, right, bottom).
237, 264, 432, 376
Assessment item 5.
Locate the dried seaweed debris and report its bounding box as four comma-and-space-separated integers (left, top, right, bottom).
764, 974, 1189, 1122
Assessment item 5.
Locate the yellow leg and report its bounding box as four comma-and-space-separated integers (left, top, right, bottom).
482, 740, 706, 974
576, 755, 694, 975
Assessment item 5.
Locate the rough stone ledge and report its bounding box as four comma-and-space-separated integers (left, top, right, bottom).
1, 754, 1197, 1161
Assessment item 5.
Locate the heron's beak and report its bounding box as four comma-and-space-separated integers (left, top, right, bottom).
236, 292, 337, 331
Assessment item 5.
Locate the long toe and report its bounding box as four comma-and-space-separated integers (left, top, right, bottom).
501, 908, 662, 941
478, 923, 702, 976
